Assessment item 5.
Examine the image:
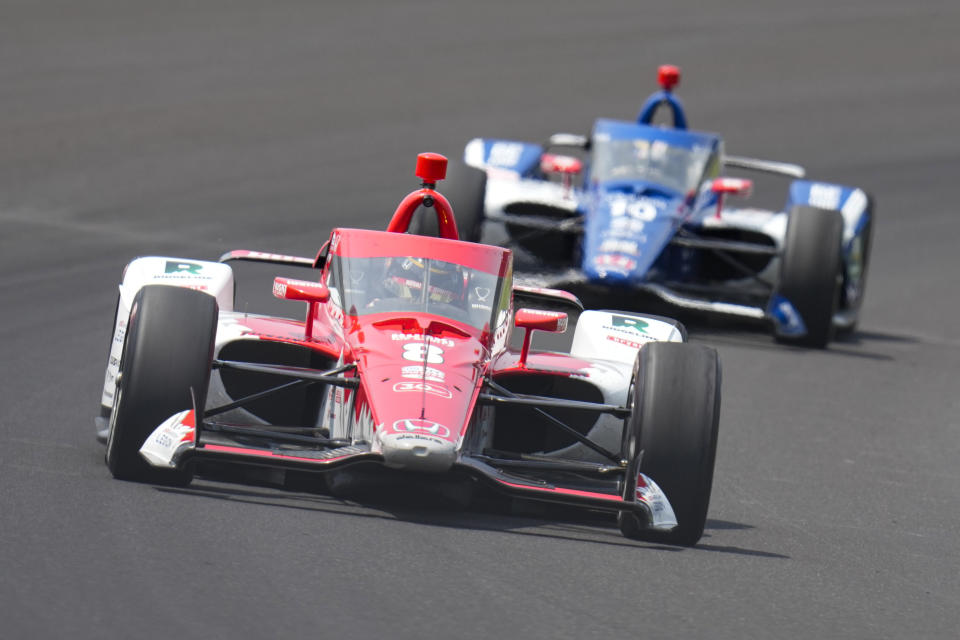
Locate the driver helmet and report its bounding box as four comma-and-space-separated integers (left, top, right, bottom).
383, 257, 466, 304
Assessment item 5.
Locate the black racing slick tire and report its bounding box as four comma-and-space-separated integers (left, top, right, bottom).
774, 205, 844, 348
410, 158, 486, 242
105, 285, 217, 484
619, 342, 721, 547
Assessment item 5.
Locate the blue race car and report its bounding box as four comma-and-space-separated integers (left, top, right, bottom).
415, 65, 874, 348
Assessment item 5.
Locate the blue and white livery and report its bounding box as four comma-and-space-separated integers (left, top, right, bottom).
448, 65, 874, 348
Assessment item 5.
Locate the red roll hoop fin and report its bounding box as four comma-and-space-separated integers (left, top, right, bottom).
386, 153, 459, 239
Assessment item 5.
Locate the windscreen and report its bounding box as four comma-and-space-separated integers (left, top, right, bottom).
592, 137, 713, 194
327, 255, 505, 332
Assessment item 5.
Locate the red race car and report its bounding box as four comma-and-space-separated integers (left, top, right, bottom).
97, 153, 721, 546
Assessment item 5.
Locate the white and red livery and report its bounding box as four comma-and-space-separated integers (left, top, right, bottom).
98, 153, 721, 546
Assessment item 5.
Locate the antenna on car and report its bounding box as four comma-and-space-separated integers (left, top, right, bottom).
386, 153, 460, 240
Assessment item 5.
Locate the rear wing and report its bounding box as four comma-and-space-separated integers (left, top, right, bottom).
724, 155, 805, 179
513, 285, 583, 316
219, 250, 316, 268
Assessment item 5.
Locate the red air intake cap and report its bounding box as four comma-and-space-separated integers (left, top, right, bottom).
658, 64, 680, 91
416, 153, 447, 183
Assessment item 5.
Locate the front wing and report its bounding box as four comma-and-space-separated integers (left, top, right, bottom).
139, 409, 677, 532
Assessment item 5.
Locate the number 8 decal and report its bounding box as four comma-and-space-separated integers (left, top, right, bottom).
402, 342, 444, 364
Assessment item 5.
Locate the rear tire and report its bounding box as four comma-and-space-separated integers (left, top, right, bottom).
410, 158, 486, 242
105, 285, 217, 484
619, 342, 721, 546
774, 205, 844, 348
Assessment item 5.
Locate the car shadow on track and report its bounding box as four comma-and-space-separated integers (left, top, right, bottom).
154, 474, 789, 559
832, 328, 923, 347
679, 315, 903, 362
538, 292, 902, 362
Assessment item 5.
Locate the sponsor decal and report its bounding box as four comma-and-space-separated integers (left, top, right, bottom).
390, 418, 451, 439
632, 472, 677, 529
400, 365, 445, 381
606, 334, 645, 349
610, 196, 659, 221
165, 260, 204, 275
487, 142, 524, 167
492, 308, 510, 352
392, 434, 444, 445
599, 239, 639, 255
286, 278, 325, 289
470, 287, 494, 314
601, 316, 654, 346
594, 254, 637, 271
392, 381, 453, 399
328, 304, 344, 327
610, 315, 649, 334
609, 217, 646, 235
521, 308, 562, 317
391, 333, 455, 348
401, 342, 444, 364
518, 308, 568, 332
842, 188, 868, 218
330, 232, 341, 252
808, 183, 842, 210
139, 410, 196, 468
274, 278, 327, 300
152, 418, 195, 450
495, 322, 509, 342
769, 295, 805, 336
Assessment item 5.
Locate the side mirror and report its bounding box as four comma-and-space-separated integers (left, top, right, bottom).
540, 154, 583, 176
515, 308, 568, 368
540, 154, 582, 199
710, 177, 753, 219
711, 177, 753, 197
273, 277, 330, 303
515, 308, 568, 333
273, 277, 330, 341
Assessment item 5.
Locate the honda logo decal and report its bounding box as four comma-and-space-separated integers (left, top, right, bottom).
392, 419, 451, 439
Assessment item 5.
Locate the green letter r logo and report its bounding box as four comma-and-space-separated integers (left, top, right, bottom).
164, 261, 203, 275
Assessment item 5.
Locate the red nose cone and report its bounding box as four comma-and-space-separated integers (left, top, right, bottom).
416, 153, 447, 183
657, 64, 680, 91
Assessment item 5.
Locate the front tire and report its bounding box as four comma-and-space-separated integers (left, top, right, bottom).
410, 158, 486, 241
619, 342, 721, 546
105, 285, 217, 483
836, 199, 875, 335
774, 205, 844, 348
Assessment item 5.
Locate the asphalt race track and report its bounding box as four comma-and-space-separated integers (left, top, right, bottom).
2, 1, 959, 637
